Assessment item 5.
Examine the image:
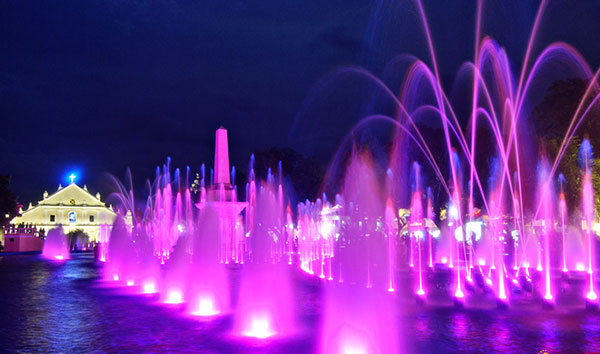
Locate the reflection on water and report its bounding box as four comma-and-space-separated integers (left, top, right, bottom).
406, 307, 600, 354
0, 253, 599, 353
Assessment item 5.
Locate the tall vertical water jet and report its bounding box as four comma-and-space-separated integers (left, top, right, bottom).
449, 150, 465, 303
105, 217, 135, 283
186, 206, 230, 318
319, 150, 401, 353
385, 197, 396, 292
245, 154, 257, 262
450, 191, 465, 303
427, 188, 435, 268
385, 168, 397, 292
409, 162, 425, 297
512, 172, 522, 271
286, 204, 294, 265
234, 181, 296, 339
558, 174, 568, 273
234, 135, 296, 338
580, 139, 597, 305
487, 157, 507, 304
131, 223, 161, 294
537, 159, 555, 305
97, 223, 110, 262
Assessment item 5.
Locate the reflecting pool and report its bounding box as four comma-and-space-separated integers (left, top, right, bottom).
0, 253, 598, 353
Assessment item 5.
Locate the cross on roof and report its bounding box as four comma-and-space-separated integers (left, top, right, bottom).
69, 174, 76, 184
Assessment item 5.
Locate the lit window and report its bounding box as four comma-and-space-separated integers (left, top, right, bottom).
89, 215, 95, 223
50, 215, 55, 222
68, 211, 76, 223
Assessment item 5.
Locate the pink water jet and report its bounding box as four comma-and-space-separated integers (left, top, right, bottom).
581, 139, 597, 303
235, 180, 296, 339
409, 162, 425, 297
42, 226, 70, 261
185, 205, 231, 318
320, 285, 401, 354
537, 160, 555, 303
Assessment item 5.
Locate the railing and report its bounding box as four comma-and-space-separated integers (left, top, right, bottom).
3, 226, 45, 237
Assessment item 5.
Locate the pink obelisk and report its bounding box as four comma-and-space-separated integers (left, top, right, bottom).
214, 127, 231, 185
197, 127, 247, 264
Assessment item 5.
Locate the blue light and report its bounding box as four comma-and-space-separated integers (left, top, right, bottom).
63, 168, 83, 185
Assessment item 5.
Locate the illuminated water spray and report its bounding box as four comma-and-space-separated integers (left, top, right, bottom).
449, 151, 464, 300
410, 162, 425, 296
427, 188, 434, 268
385, 170, 396, 292
538, 160, 554, 302
558, 174, 568, 272
580, 139, 597, 302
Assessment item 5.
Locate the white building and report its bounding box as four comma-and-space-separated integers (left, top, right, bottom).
10, 182, 117, 242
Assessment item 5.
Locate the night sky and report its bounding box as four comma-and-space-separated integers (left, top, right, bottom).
2, 0, 600, 205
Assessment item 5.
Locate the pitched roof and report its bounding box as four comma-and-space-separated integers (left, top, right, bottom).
39, 183, 106, 206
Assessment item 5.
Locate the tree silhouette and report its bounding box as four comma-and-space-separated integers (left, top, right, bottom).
0, 175, 20, 228
533, 78, 600, 214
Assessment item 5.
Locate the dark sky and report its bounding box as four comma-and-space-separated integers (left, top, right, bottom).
2, 0, 600, 204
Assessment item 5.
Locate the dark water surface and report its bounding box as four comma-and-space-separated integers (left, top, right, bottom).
1, 253, 599, 354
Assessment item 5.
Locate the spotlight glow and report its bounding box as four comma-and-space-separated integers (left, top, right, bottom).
142, 282, 157, 294
191, 298, 220, 317
319, 220, 333, 239
343, 346, 366, 354
242, 316, 276, 339
339, 334, 367, 354
165, 290, 183, 304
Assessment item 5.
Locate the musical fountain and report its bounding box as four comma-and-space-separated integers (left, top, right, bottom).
85, 1, 600, 352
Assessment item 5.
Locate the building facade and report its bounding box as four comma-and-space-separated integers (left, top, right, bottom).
10, 182, 117, 242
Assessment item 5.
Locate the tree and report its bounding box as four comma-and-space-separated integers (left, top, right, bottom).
67, 229, 89, 250
544, 136, 582, 211
532, 78, 600, 146
533, 79, 600, 213
0, 175, 20, 228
